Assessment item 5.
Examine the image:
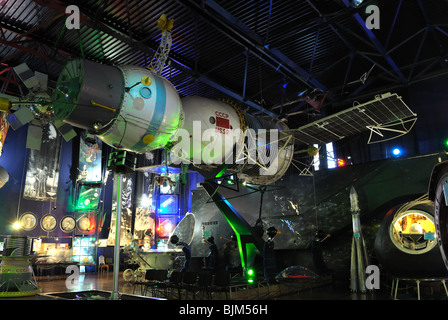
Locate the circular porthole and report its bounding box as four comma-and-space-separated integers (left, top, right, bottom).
389, 209, 437, 255
78, 216, 91, 232
19, 212, 37, 231
60, 216, 76, 233
41, 214, 57, 232
139, 86, 152, 99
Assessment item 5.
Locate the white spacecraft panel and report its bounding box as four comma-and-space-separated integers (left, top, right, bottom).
99, 66, 183, 153
281, 93, 417, 145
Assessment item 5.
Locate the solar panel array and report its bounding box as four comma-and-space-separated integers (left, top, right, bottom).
279, 93, 417, 146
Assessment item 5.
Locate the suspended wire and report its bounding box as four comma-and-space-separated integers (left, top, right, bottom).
16, 148, 29, 220
263, 0, 274, 45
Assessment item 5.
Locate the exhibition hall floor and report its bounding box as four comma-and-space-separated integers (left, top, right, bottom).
0, 271, 393, 300
3, 271, 448, 300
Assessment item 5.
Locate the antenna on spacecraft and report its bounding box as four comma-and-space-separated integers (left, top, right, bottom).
148, 14, 174, 74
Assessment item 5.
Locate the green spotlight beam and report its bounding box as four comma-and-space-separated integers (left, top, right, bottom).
202, 181, 263, 271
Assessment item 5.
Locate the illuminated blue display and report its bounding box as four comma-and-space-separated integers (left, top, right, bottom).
392, 148, 401, 156
158, 194, 178, 214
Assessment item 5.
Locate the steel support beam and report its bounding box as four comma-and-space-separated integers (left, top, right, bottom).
435, 26, 448, 39
416, 0, 447, 66
242, 49, 249, 101
0, 21, 70, 64
32, 0, 277, 117
201, 180, 263, 270
0, 31, 50, 61
384, 0, 403, 50
197, 75, 276, 117
306, 0, 398, 96
179, 0, 329, 94
341, 0, 407, 84
408, 27, 429, 82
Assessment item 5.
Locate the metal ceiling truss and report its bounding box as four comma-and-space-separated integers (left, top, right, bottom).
176, 0, 330, 94
0, 64, 21, 95
304, 0, 448, 101
0, 15, 71, 65
341, 0, 407, 84
31, 0, 278, 118
1, 0, 446, 120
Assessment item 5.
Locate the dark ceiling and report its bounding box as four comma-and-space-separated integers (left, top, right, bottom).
0, 0, 447, 129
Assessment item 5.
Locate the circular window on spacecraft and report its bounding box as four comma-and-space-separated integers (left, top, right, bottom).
139, 86, 152, 99
389, 209, 437, 255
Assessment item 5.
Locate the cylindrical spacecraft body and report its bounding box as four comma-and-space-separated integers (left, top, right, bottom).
173, 96, 293, 185
52, 60, 124, 132
52, 60, 183, 154
177, 96, 243, 164
52, 60, 291, 185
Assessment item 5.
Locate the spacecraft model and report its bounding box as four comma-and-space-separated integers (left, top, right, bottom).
0, 12, 424, 297
0, 6, 417, 187
429, 161, 448, 272
349, 186, 369, 293
374, 197, 448, 278
0, 236, 41, 297
0, 57, 294, 186
122, 213, 196, 283
51, 59, 295, 185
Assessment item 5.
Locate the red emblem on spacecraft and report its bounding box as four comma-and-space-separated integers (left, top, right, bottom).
215, 111, 230, 134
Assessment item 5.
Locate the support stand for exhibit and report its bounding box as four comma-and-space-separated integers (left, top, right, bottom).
107, 151, 136, 300
391, 277, 448, 300
111, 173, 122, 300
201, 180, 263, 272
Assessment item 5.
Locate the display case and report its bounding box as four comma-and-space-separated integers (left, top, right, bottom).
72, 236, 97, 265
34, 242, 71, 262
158, 194, 179, 214
75, 184, 102, 212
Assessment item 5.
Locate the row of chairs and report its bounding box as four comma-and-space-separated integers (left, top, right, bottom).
133, 269, 168, 297
134, 269, 231, 300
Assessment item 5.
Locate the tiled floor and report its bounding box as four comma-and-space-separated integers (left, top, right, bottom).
2, 271, 447, 300
0, 271, 389, 300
